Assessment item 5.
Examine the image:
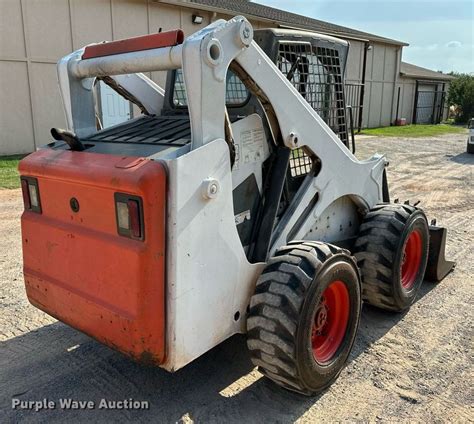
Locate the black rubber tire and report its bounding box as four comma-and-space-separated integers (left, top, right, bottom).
467, 140, 474, 154
354, 203, 429, 312
246, 241, 361, 396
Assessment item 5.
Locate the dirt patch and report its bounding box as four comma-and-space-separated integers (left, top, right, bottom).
0, 133, 473, 422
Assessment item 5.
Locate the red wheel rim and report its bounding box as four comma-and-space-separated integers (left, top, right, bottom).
401, 229, 423, 290
311, 281, 350, 363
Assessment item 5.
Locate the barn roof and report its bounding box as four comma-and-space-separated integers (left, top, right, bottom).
166, 0, 409, 46
400, 62, 455, 81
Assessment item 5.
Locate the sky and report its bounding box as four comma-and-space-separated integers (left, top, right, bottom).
255, 0, 473, 74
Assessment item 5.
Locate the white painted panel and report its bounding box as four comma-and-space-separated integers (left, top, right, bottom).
148, 3, 181, 87
400, 79, 415, 123
25, 0, 72, 59
381, 82, 394, 126
150, 71, 167, 90
164, 139, 264, 370
361, 82, 371, 128
346, 40, 363, 81
180, 8, 210, 35
0, 0, 26, 58
383, 46, 397, 82
369, 82, 383, 128
148, 2, 181, 33
365, 45, 374, 81
30, 62, 66, 147
371, 44, 385, 82
112, 0, 148, 40
231, 114, 270, 192
0, 61, 34, 154
99, 81, 132, 128
70, 0, 113, 49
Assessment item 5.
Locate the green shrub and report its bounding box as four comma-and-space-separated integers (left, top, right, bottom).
448, 73, 474, 124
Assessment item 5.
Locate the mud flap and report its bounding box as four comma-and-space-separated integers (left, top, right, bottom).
425, 226, 456, 282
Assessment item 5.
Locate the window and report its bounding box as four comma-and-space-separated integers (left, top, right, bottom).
172, 69, 250, 107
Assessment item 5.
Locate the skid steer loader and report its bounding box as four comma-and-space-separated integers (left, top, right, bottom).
18, 17, 455, 395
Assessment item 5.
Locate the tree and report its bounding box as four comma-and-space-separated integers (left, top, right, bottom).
448, 73, 474, 124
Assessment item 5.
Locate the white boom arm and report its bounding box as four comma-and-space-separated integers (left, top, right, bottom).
71, 45, 182, 78
175, 17, 386, 250
57, 15, 386, 250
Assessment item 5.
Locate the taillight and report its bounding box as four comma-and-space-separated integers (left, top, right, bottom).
127, 199, 141, 239
20, 177, 42, 213
114, 193, 144, 240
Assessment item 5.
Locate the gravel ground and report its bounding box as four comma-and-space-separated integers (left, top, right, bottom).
0, 132, 473, 423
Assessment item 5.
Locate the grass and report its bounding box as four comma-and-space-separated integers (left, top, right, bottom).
0, 123, 465, 188
0, 155, 25, 189
359, 124, 466, 138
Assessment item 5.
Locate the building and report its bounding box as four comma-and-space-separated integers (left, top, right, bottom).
0, 0, 455, 155
399, 62, 455, 125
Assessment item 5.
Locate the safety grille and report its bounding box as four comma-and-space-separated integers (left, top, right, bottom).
172, 69, 187, 107
278, 43, 348, 143
173, 69, 249, 107
290, 149, 312, 177
277, 42, 347, 177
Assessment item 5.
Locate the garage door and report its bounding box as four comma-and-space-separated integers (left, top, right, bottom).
414, 83, 446, 124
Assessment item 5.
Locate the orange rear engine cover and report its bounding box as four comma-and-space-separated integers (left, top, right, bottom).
19, 150, 166, 365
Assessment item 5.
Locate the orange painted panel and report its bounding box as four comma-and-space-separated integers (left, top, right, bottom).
19, 150, 166, 365
82, 30, 184, 59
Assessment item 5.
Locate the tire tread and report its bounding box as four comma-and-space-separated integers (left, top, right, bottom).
247, 241, 349, 394
354, 203, 423, 310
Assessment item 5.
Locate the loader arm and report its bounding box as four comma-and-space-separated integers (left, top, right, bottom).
55, 16, 386, 255
176, 17, 386, 254
232, 42, 386, 253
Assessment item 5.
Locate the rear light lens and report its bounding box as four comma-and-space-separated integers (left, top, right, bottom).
21, 179, 31, 210
127, 199, 141, 239
114, 193, 144, 240
20, 177, 41, 213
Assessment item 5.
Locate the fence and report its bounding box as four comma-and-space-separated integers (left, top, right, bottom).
413, 89, 447, 124
344, 83, 364, 132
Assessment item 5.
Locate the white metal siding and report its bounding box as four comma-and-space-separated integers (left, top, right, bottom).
0, 61, 35, 155
0, 0, 419, 154
345, 40, 364, 83
398, 78, 450, 124
362, 44, 400, 128
0, 0, 214, 154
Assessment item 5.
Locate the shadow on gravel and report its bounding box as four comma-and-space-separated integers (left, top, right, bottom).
352, 281, 437, 359
446, 152, 474, 165
0, 282, 438, 423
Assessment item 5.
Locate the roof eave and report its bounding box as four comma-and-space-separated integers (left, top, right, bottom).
278, 23, 409, 46
158, 0, 408, 46
400, 72, 455, 81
